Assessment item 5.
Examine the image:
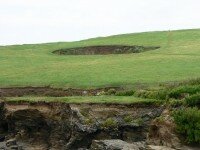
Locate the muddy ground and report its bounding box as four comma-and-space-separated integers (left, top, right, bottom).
1, 101, 198, 149
0, 101, 163, 149
0, 86, 122, 97
53, 45, 160, 55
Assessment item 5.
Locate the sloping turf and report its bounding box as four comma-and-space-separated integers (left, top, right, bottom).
0, 29, 200, 88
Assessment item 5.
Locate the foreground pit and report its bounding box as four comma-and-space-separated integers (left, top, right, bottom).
53, 45, 160, 55
0, 87, 122, 97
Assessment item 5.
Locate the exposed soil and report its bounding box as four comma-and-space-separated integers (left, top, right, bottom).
1, 101, 198, 149
53, 45, 160, 55
0, 101, 164, 149
0, 86, 122, 97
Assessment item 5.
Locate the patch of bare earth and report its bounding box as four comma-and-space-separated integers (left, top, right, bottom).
53, 45, 160, 55
0, 86, 121, 97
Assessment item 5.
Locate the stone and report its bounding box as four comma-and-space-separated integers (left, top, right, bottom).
9, 145, 19, 150
90, 139, 146, 150
0, 141, 6, 150
6, 139, 17, 147
147, 145, 175, 150
83, 91, 88, 95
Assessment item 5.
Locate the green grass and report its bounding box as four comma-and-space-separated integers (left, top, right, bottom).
4, 96, 159, 104
1, 29, 200, 88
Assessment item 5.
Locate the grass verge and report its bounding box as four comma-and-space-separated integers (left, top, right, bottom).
4, 96, 160, 104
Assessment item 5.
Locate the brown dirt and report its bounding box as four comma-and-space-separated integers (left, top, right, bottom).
0, 86, 122, 97
0, 101, 164, 149
53, 45, 160, 55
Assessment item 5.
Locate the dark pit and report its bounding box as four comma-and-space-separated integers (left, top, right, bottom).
52, 45, 160, 55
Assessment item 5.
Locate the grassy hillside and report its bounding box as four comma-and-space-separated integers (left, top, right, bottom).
5, 96, 159, 104
0, 29, 200, 88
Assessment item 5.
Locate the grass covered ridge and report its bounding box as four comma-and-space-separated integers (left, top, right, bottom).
5, 96, 159, 104
0, 29, 200, 88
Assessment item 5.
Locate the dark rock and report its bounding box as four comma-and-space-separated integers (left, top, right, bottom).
6, 109, 49, 142
46, 103, 72, 149
2, 102, 73, 149
0, 102, 7, 135
0, 136, 5, 142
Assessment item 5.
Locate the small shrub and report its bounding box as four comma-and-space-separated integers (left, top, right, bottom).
115, 90, 134, 96
169, 99, 184, 107
124, 115, 133, 123
134, 118, 144, 126
84, 118, 94, 125
134, 90, 147, 98
134, 89, 167, 100
156, 90, 168, 100
185, 94, 200, 107
180, 78, 200, 86
101, 118, 118, 129
106, 89, 116, 95
80, 108, 90, 117
154, 116, 165, 123
168, 85, 200, 99
145, 90, 167, 100
97, 91, 106, 96
173, 107, 200, 144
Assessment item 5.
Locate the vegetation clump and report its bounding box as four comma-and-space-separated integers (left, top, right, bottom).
134, 89, 167, 100
101, 118, 118, 130
123, 115, 144, 126
168, 85, 200, 99
185, 93, 200, 107
123, 115, 133, 123
134, 118, 144, 126
80, 108, 90, 117
173, 107, 200, 144
84, 118, 94, 125
168, 99, 184, 107
106, 89, 116, 95
115, 90, 135, 96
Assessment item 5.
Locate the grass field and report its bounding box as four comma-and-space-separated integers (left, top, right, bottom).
5, 96, 159, 104
1, 29, 200, 88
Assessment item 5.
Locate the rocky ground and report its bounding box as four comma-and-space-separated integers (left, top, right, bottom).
0, 101, 198, 150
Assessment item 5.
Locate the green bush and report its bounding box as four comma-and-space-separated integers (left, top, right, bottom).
115, 90, 134, 96
134, 89, 167, 100
101, 118, 118, 129
180, 78, 200, 86
80, 108, 90, 117
84, 118, 94, 125
124, 115, 133, 123
173, 107, 200, 143
185, 94, 200, 107
97, 91, 106, 96
168, 85, 200, 99
106, 89, 116, 95
133, 118, 144, 126
134, 90, 146, 97
168, 99, 184, 107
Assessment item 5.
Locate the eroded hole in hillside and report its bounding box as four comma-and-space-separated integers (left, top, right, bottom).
0, 87, 122, 97
52, 45, 160, 55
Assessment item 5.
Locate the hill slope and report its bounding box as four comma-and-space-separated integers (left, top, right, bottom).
0, 29, 200, 88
